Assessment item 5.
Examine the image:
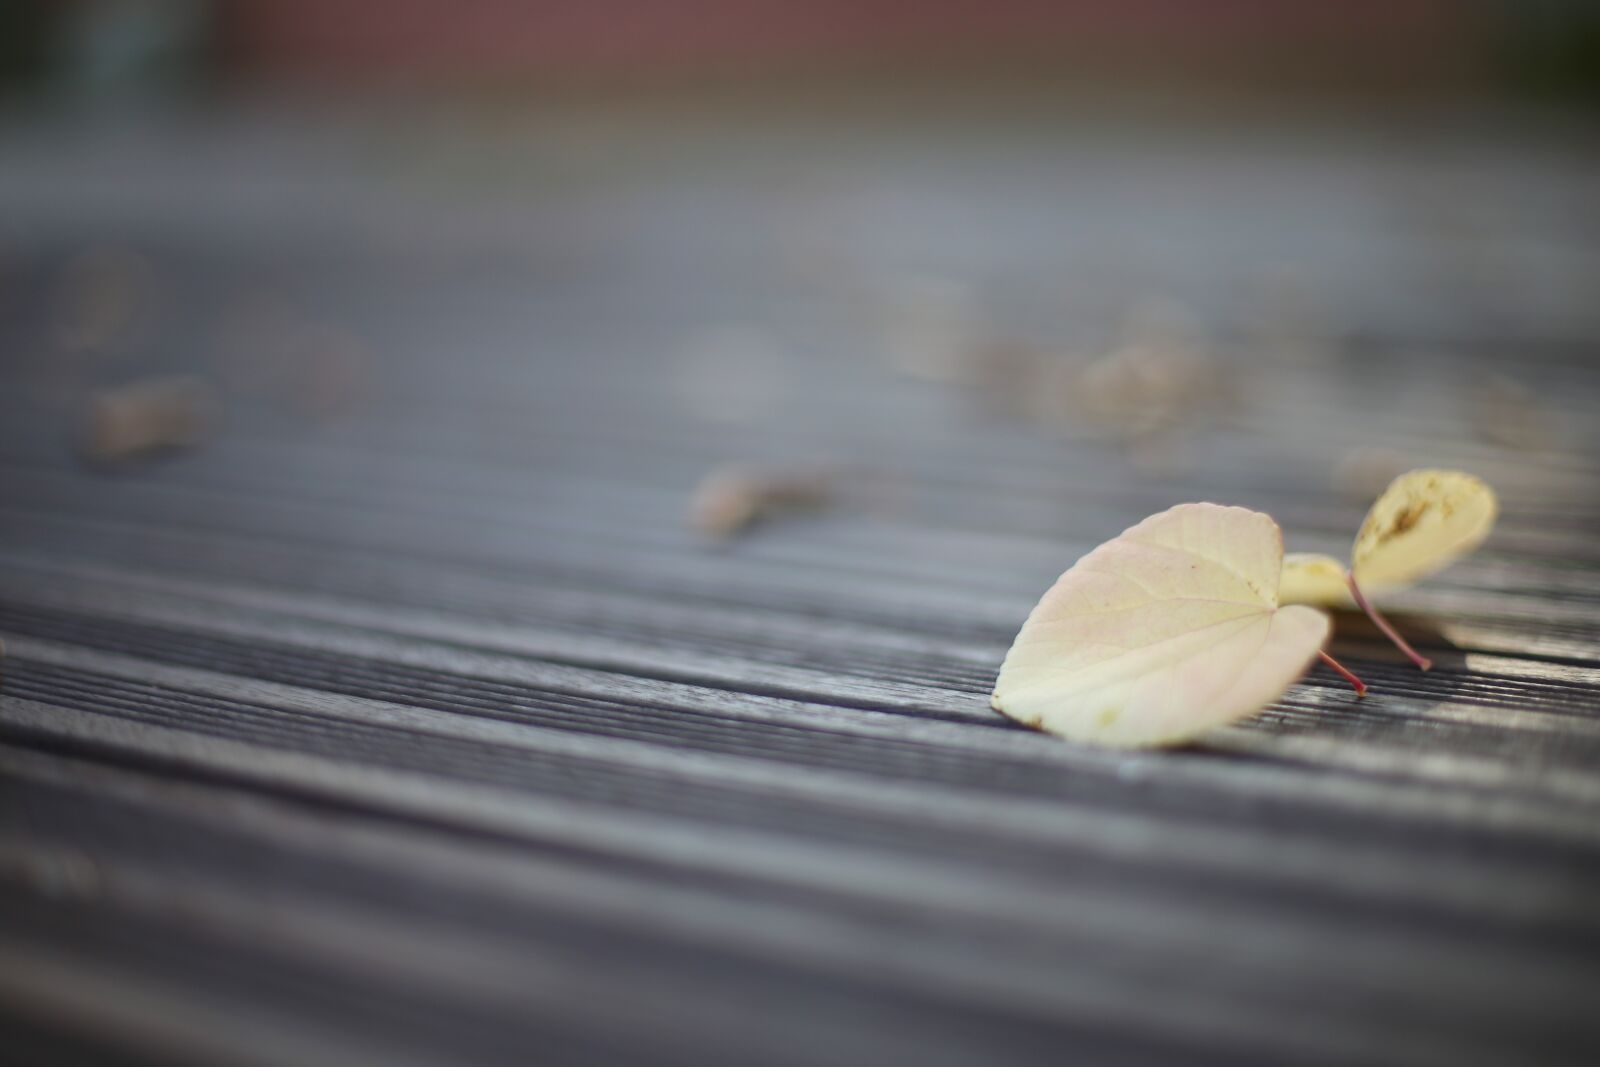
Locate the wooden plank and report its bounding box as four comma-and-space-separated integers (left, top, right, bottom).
2, 102, 1599, 1065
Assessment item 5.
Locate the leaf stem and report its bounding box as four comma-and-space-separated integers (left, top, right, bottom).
1317, 650, 1368, 697
1345, 573, 1433, 671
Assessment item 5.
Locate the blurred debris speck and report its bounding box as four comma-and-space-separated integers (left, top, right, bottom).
1071, 343, 1206, 439
80, 375, 218, 464
1069, 301, 1222, 443
689, 464, 835, 540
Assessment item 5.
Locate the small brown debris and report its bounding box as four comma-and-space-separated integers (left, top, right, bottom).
689, 464, 834, 540
1069, 343, 1215, 440
80, 376, 218, 464
1046, 297, 1221, 440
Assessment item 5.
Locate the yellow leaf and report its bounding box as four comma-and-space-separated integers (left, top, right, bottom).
1280, 470, 1498, 604
1350, 470, 1498, 592
992, 503, 1330, 747
1279, 552, 1352, 607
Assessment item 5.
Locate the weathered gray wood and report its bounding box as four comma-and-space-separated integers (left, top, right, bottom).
2, 101, 1599, 1066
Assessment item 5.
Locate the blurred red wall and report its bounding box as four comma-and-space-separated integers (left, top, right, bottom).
223, 1, 1473, 87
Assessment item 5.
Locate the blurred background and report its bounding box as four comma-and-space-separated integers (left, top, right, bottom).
0, 2, 1596, 509
3, 4, 1600, 1066
1, 1, 1597, 496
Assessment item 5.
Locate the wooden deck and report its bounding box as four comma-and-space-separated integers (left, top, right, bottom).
2, 99, 1599, 1065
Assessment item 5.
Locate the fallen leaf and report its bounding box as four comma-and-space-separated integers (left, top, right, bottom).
1351, 470, 1498, 592
1279, 552, 1350, 606
1279, 469, 1498, 669
1282, 470, 1498, 606
991, 503, 1331, 747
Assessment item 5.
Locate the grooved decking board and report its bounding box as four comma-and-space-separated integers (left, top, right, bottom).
1, 102, 1599, 1066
